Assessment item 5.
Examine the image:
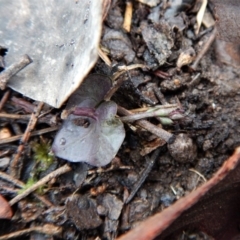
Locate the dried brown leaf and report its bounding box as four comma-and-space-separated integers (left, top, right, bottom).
0, 195, 12, 219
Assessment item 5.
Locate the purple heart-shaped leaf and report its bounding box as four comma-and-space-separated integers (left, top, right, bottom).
52, 74, 125, 166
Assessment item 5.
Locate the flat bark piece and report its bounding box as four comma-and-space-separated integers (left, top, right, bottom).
0, 1, 102, 108
100, 194, 123, 220
117, 147, 240, 240
66, 194, 102, 230
141, 21, 173, 67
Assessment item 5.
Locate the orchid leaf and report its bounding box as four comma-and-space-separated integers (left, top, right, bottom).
65, 74, 112, 110
52, 75, 125, 167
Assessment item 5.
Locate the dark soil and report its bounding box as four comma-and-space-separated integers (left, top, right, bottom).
0, 0, 240, 239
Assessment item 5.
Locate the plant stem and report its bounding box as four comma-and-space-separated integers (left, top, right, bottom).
117, 106, 173, 142
120, 105, 180, 122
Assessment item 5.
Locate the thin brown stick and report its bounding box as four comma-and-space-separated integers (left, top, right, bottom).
35, 195, 54, 207
10, 102, 44, 178
113, 64, 146, 81
0, 90, 10, 111
0, 149, 10, 158
0, 112, 31, 120
153, 86, 168, 105
126, 149, 160, 204
191, 28, 217, 70
0, 224, 62, 240
9, 164, 72, 206
104, 74, 126, 101
98, 46, 111, 66
0, 186, 18, 195
88, 165, 132, 175
0, 54, 32, 90
0, 126, 58, 145
0, 171, 53, 207
0, 171, 23, 188
104, 64, 146, 101
117, 106, 172, 142
186, 73, 201, 89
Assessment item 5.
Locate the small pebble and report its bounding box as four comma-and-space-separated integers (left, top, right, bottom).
160, 192, 175, 207
0, 157, 10, 170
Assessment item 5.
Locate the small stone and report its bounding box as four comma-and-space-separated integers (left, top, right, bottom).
168, 133, 197, 163
203, 139, 212, 151
97, 205, 108, 216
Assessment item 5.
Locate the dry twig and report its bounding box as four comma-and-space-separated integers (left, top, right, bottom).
0, 170, 53, 207
0, 224, 62, 240
0, 112, 31, 120
191, 27, 217, 70
0, 126, 58, 145
9, 164, 71, 206
98, 46, 111, 66
126, 149, 160, 204
104, 64, 146, 101
10, 102, 44, 177
153, 86, 168, 105
0, 90, 10, 111
0, 55, 32, 90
